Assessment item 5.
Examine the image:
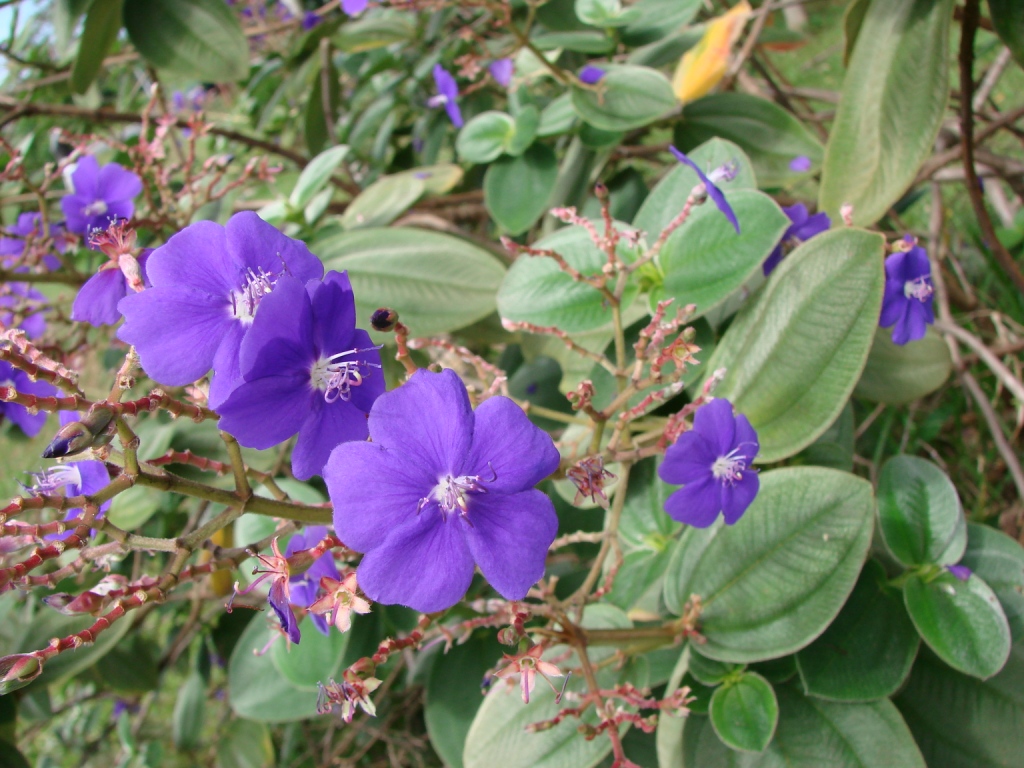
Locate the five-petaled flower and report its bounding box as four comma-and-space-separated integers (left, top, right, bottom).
763, 202, 830, 275
217, 270, 384, 480
494, 645, 565, 704
658, 398, 759, 528
880, 243, 934, 345
286, 525, 341, 636
668, 146, 740, 233
117, 211, 324, 408
60, 156, 142, 238
427, 64, 464, 128
310, 572, 371, 633
326, 369, 560, 613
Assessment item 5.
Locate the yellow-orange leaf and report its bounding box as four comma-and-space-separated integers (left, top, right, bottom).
672, 1, 752, 104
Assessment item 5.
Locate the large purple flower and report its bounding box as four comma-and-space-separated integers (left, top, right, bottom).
427, 65, 463, 128
880, 245, 934, 345
72, 249, 152, 327
286, 526, 340, 636
658, 398, 759, 528
326, 369, 560, 613
117, 212, 324, 408
669, 146, 740, 233
0, 361, 56, 437
763, 203, 830, 275
60, 156, 142, 237
217, 271, 383, 480
1, 213, 67, 270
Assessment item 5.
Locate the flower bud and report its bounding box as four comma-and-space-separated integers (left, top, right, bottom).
42, 405, 115, 459
370, 308, 399, 333
0, 654, 43, 695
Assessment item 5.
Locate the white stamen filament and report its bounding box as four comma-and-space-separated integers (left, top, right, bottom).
310, 345, 382, 403
418, 465, 497, 521
711, 447, 748, 485
229, 267, 276, 323
31, 465, 83, 495
903, 276, 933, 303
83, 200, 108, 216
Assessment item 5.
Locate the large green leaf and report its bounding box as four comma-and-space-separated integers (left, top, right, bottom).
818, 0, 954, 225
675, 94, 825, 187
570, 65, 677, 132
896, 642, 1024, 768
339, 173, 426, 230
663, 467, 874, 663
796, 559, 919, 701
960, 523, 1024, 641
289, 145, 349, 210
173, 671, 207, 750
457, 112, 517, 164
484, 143, 558, 235
70, 0, 124, 95
903, 570, 1011, 680
215, 719, 274, 768
709, 672, 779, 752
271, 615, 351, 690
123, 0, 249, 82
652, 191, 789, 318
620, 0, 701, 47
988, 0, 1024, 69
876, 455, 966, 567
703, 228, 885, 462
318, 227, 506, 337
854, 326, 952, 404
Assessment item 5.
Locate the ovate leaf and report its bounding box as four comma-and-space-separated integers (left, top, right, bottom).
457, 112, 517, 164
484, 143, 558, 235
289, 145, 349, 210
70, 0, 124, 94
960, 522, 1024, 641
988, 0, 1024, 69
570, 64, 676, 132
854, 326, 952, 404
708, 672, 778, 752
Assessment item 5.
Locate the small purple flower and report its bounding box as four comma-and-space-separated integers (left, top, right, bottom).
31, 441, 111, 540
427, 65, 464, 128
342, 0, 369, 14
326, 369, 560, 613
789, 155, 812, 173
880, 244, 934, 345
1, 213, 67, 270
579, 65, 606, 85
302, 10, 321, 28
669, 146, 740, 234
763, 203, 830, 275
0, 361, 56, 437
72, 249, 152, 327
947, 564, 972, 582
1, 282, 47, 339
60, 156, 142, 238
117, 212, 324, 408
658, 398, 759, 528
172, 86, 208, 114
489, 58, 514, 88
217, 271, 383, 480
286, 526, 340, 636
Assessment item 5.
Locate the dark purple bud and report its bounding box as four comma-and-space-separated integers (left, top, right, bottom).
0, 654, 43, 694
42, 421, 92, 459
371, 307, 399, 332
579, 65, 606, 85
947, 564, 972, 581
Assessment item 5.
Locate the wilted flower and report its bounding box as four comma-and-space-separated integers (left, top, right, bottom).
217, 271, 383, 480
317, 671, 382, 721
327, 369, 559, 613
672, 1, 750, 103
763, 203, 830, 275
117, 211, 324, 408
427, 64, 463, 128
60, 156, 142, 237
494, 645, 565, 704
566, 455, 616, 508
310, 572, 371, 633
658, 398, 759, 528
286, 525, 341, 636
880, 244, 934, 345
579, 64, 606, 84
489, 58, 514, 88
669, 146, 740, 233
0, 360, 56, 437
233, 537, 299, 644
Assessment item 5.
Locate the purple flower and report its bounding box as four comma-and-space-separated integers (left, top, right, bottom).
763, 203, 830, 275
172, 86, 208, 114
489, 58, 514, 88
1, 213, 67, 270
427, 65, 464, 128
880, 245, 934, 345
217, 271, 383, 480
326, 369, 559, 613
117, 212, 324, 408
1, 283, 47, 339
658, 398, 759, 528
60, 156, 142, 238
0, 361, 56, 437
669, 146, 740, 234
302, 10, 321, 28
286, 526, 340, 636
789, 155, 812, 173
579, 65, 606, 84
72, 249, 152, 327
342, 0, 369, 14
947, 564, 972, 581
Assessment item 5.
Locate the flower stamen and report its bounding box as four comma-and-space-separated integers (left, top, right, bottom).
230, 267, 277, 323
903, 276, 933, 303
310, 345, 384, 403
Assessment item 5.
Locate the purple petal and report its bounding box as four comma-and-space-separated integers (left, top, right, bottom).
287, 525, 329, 556
71, 269, 126, 326
208, 320, 250, 409
226, 211, 324, 284
216, 373, 314, 449
789, 156, 812, 172
239, 276, 315, 381
445, 101, 464, 129
720, 472, 758, 525
69, 156, 100, 200
489, 58, 514, 88
95, 163, 142, 204
308, 272, 356, 360
432, 64, 459, 101
663, 477, 723, 528
658, 431, 717, 485
342, 0, 368, 14
947, 564, 972, 581
356, 509, 475, 613
792, 211, 830, 242
269, 581, 301, 644
579, 65, 605, 84
782, 203, 810, 228
302, 10, 320, 28
691, 398, 737, 456
343, 329, 386, 414
463, 490, 557, 601
668, 146, 740, 234
1, 366, 55, 437
763, 246, 784, 276
292, 398, 370, 480
60, 194, 90, 235
461, 396, 560, 493
144, 221, 236, 295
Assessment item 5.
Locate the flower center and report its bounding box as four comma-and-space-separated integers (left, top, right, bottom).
711, 447, 748, 486
426, 94, 448, 108
903, 276, 933, 303
229, 267, 276, 324
83, 200, 108, 217
419, 466, 497, 521
309, 346, 383, 403
29, 465, 83, 495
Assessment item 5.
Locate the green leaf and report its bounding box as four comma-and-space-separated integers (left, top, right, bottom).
676, 93, 825, 187
289, 145, 349, 210
318, 227, 506, 337
895, 641, 1024, 768
854, 326, 952, 404
818, 0, 954, 225
682, 686, 926, 767
172, 672, 206, 750
532, 31, 616, 54
107, 484, 164, 530
688, 649, 742, 687
271, 616, 351, 691
22, 606, 133, 689
0, 740, 30, 768
54, 0, 96, 61
703, 228, 885, 462
457, 112, 517, 164
334, 12, 416, 52
496, 221, 640, 333
70, 0, 124, 95
960, 522, 1024, 641
876, 455, 966, 567
620, 0, 701, 47
570, 65, 676, 132
425, 633, 505, 768
538, 94, 577, 137
796, 559, 919, 701
95, 636, 161, 693
842, 0, 872, 66
215, 719, 274, 768
484, 143, 558, 235
575, 0, 639, 27
123, 0, 249, 82
709, 672, 779, 753
304, 58, 340, 155
652, 190, 789, 318
903, 571, 1011, 679
988, 0, 1024, 69
795, 403, 855, 472
633, 138, 757, 244
663, 467, 874, 663
508, 106, 541, 157
339, 173, 426, 230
